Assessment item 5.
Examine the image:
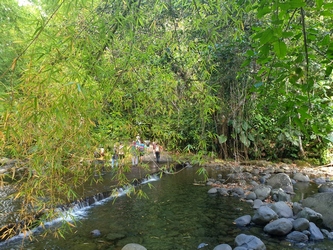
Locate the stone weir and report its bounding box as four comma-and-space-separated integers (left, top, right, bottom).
0, 161, 188, 242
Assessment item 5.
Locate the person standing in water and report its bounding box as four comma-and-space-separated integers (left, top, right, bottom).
154, 142, 162, 163
130, 141, 139, 166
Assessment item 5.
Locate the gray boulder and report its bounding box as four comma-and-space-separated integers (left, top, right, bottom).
254, 185, 271, 200
208, 187, 218, 194
122, 243, 147, 250
263, 218, 293, 236
212, 243, 232, 250
252, 206, 278, 225
292, 218, 310, 231
245, 191, 256, 200
253, 199, 263, 209
302, 193, 333, 229
321, 229, 333, 240
292, 202, 303, 215
217, 188, 229, 196
271, 188, 290, 202
296, 207, 323, 225
234, 215, 252, 227
90, 229, 101, 237
234, 234, 266, 250
232, 187, 245, 196
266, 173, 293, 193
318, 182, 333, 193
286, 231, 309, 243
270, 201, 293, 218
293, 172, 310, 182
309, 222, 324, 240
314, 177, 326, 184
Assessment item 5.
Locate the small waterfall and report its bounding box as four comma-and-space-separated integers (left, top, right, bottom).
0, 172, 163, 243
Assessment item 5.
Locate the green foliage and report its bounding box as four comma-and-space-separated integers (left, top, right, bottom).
1, 0, 333, 241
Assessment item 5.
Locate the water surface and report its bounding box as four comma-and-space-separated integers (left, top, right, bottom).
1, 166, 333, 250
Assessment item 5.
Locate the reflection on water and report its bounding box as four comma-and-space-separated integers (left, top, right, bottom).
1, 167, 333, 250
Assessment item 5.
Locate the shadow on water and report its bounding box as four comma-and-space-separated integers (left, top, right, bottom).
1, 165, 333, 250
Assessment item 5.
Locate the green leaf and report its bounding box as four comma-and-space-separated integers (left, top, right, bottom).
240, 132, 250, 147
260, 28, 275, 45
273, 40, 287, 58
242, 121, 249, 131
217, 134, 227, 144
257, 6, 271, 18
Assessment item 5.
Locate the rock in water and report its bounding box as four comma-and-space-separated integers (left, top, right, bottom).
198, 243, 208, 249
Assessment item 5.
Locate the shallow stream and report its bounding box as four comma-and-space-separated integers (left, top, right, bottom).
1, 165, 333, 250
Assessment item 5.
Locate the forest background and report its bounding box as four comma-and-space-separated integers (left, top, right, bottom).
0, 0, 333, 238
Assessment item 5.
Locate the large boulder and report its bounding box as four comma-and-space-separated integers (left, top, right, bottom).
213, 244, 232, 250
293, 172, 310, 182
234, 234, 266, 250
296, 207, 323, 225
234, 215, 252, 227
286, 231, 309, 243
252, 206, 278, 225
122, 243, 147, 250
308, 222, 324, 240
263, 218, 293, 236
266, 173, 293, 193
292, 218, 310, 231
302, 193, 333, 228
318, 182, 333, 193
270, 201, 293, 218
254, 185, 271, 200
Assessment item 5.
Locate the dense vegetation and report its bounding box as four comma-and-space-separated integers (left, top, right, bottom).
0, 0, 333, 239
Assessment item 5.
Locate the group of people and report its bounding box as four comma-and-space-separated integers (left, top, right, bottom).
104, 135, 162, 168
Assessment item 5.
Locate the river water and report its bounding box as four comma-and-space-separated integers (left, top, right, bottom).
1, 165, 333, 250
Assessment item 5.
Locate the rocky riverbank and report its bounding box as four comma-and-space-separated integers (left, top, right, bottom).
202, 160, 333, 249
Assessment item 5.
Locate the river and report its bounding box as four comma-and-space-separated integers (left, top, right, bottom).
0, 164, 333, 250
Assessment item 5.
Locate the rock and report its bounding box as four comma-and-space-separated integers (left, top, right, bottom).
197, 243, 208, 249
266, 173, 293, 193
296, 207, 323, 225
232, 187, 245, 196
292, 218, 310, 231
90, 229, 101, 237
321, 229, 333, 240
208, 188, 218, 194
254, 185, 271, 200
286, 231, 309, 242
234, 215, 252, 227
292, 202, 303, 215
302, 193, 333, 229
234, 234, 266, 250
245, 191, 256, 200
270, 201, 293, 218
318, 182, 333, 193
213, 244, 232, 250
121, 243, 147, 250
263, 218, 293, 236
293, 172, 310, 182
308, 222, 324, 240
271, 188, 290, 202
253, 199, 263, 209
314, 177, 327, 184
252, 206, 278, 225
217, 188, 229, 196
